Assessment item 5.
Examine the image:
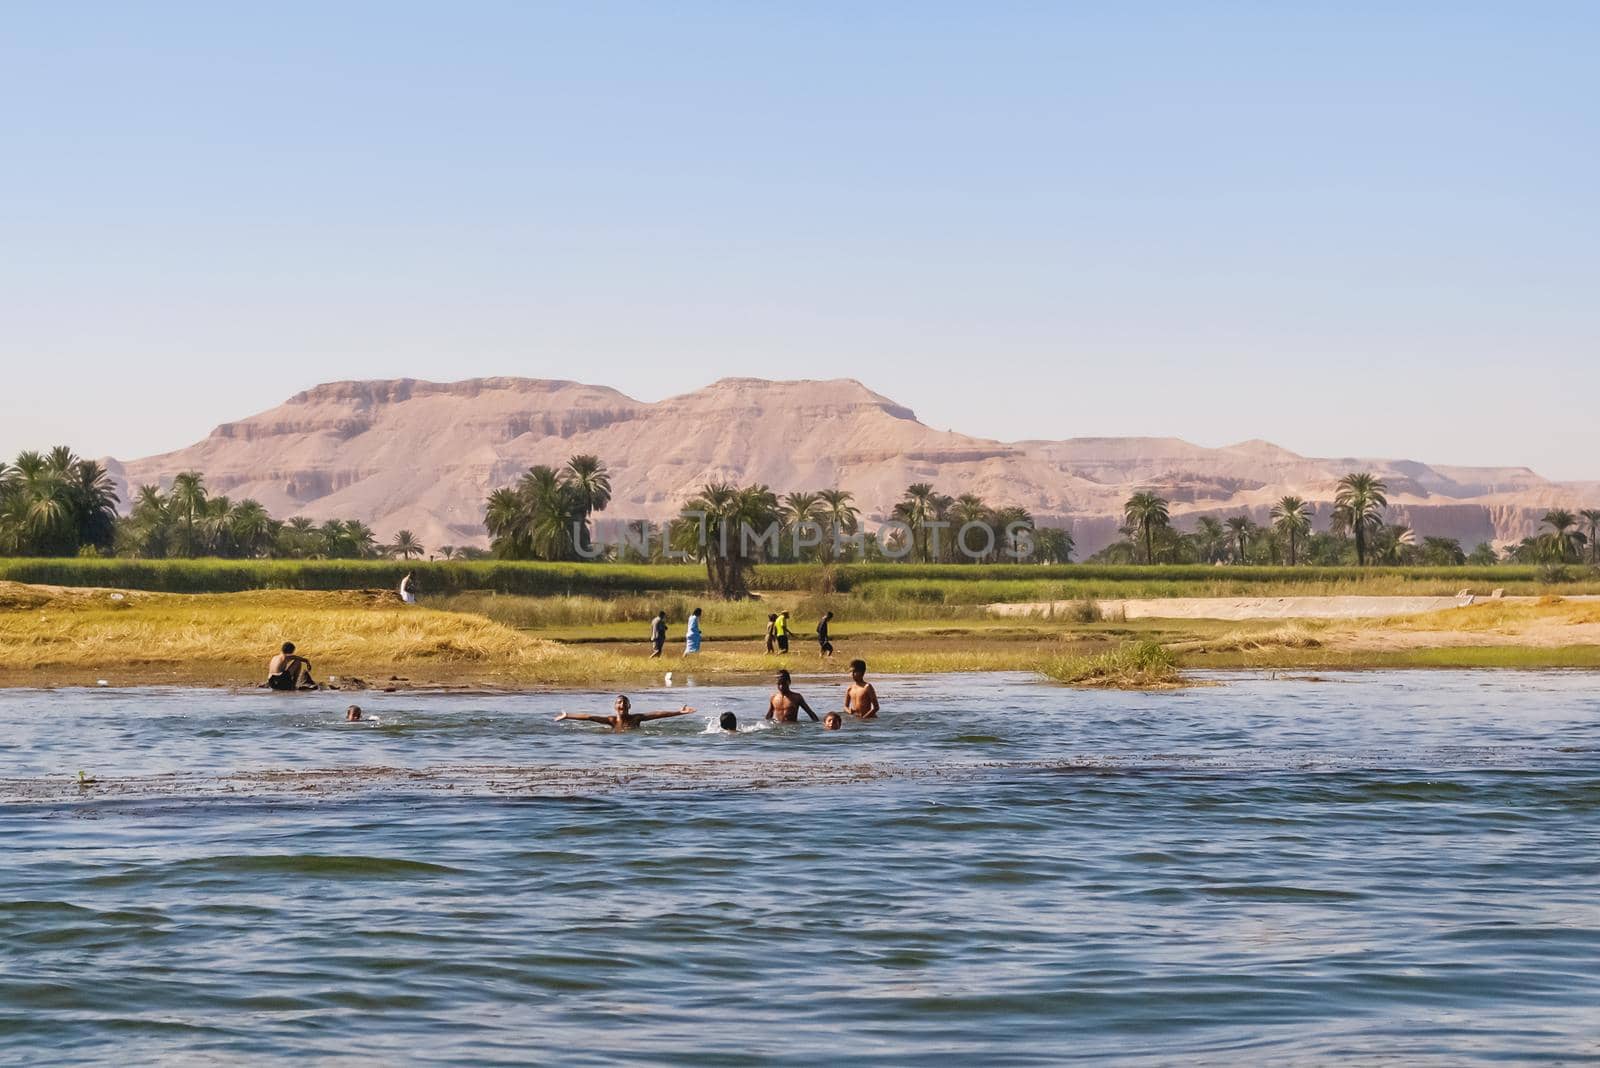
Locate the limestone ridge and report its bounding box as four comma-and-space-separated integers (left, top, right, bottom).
105, 376, 1600, 554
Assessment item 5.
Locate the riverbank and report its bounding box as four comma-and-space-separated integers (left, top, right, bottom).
3, 581, 1599, 690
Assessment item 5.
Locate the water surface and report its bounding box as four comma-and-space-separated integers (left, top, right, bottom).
2, 671, 1597, 1063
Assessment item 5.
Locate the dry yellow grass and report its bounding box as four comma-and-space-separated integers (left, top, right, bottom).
1374, 599, 1600, 633
1178, 621, 1329, 654
0, 583, 570, 685
7, 581, 1600, 690
0, 582, 1051, 688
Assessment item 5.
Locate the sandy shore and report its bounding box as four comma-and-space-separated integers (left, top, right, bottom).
990, 594, 1600, 621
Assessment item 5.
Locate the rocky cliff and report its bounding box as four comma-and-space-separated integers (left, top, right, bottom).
108, 377, 1600, 555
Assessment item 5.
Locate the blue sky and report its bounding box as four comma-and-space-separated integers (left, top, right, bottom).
2, 2, 1596, 478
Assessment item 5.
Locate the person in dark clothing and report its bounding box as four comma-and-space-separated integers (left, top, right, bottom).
816, 611, 835, 658
649, 610, 667, 658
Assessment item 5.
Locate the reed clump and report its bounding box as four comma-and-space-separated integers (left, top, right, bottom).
1038, 639, 1185, 689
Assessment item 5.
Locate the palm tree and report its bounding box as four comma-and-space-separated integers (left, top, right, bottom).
992, 505, 1033, 562
1191, 515, 1228, 564
560, 455, 612, 555
817, 488, 859, 561
896, 483, 940, 563
169, 471, 207, 557
950, 494, 992, 562
1374, 523, 1416, 565
730, 484, 781, 594
519, 466, 580, 561
1332, 473, 1388, 566
1422, 536, 1467, 566
1270, 496, 1312, 567
122, 484, 172, 557
781, 491, 823, 561
276, 516, 320, 559
62, 458, 119, 552
5, 451, 74, 556
678, 481, 736, 587
1123, 492, 1170, 565
317, 519, 350, 558
345, 520, 379, 559
1225, 515, 1255, 564
484, 488, 527, 558
228, 500, 274, 558
676, 482, 741, 595
1541, 509, 1586, 563
389, 530, 424, 560
1033, 525, 1075, 564
1578, 509, 1600, 565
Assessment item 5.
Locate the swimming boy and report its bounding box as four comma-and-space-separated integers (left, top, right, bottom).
766, 669, 819, 723
346, 705, 363, 721
266, 642, 316, 691
843, 659, 879, 719
555, 696, 697, 733
719, 711, 739, 732
822, 711, 842, 731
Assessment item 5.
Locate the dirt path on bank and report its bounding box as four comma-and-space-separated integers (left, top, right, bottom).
990, 594, 1600, 622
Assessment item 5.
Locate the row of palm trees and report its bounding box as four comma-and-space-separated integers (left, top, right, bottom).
0, 448, 121, 556
658, 482, 1069, 597
1121, 475, 1411, 566
1506, 508, 1600, 565
118, 473, 429, 560
1120, 474, 1599, 567
888, 483, 1073, 564
484, 455, 613, 561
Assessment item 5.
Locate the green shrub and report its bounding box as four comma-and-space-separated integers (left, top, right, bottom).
1039, 639, 1182, 688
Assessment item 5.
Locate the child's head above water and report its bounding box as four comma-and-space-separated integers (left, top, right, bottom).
614, 695, 631, 714
345, 705, 362, 721
719, 711, 738, 732
823, 711, 841, 731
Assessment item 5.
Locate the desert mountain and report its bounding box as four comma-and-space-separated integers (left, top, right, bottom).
108, 377, 1600, 556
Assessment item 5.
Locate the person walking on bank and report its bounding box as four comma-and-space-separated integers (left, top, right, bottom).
649, 609, 667, 658
683, 607, 703, 656
775, 610, 791, 654
816, 611, 834, 658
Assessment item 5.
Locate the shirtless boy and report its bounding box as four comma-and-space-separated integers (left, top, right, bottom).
556, 695, 697, 733
843, 659, 879, 719
266, 642, 316, 691
765, 669, 818, 723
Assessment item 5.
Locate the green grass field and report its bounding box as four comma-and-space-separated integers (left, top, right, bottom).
2, 557, 1592, 599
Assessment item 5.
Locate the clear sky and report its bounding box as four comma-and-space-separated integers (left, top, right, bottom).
2, 2, 1596, 478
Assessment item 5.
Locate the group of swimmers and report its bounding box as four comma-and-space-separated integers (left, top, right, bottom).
557, 660, 880, 733
268, 637, 880, 735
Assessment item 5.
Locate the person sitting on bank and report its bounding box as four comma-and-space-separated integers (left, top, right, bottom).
555, 696, 697, 733
266, 642, 317, 691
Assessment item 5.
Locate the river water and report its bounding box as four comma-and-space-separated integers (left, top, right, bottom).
1, 671, 1597, 1064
